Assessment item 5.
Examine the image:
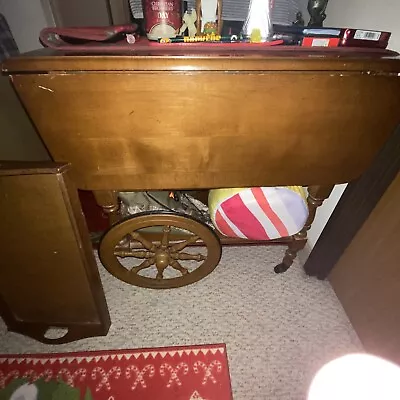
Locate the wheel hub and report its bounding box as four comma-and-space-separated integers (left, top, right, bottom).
155, 248, 170, 270
114, 231, 208, 279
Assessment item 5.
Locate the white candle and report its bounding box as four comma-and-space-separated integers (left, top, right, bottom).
242, 0, 272, 40
201, 0, 218, 24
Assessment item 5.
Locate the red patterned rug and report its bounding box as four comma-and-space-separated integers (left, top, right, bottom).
0, 344, 232, 400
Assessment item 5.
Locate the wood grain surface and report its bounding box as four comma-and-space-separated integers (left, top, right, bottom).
3, 47, 400, 72
10, 70, 400, 191
0, 162, 110, 343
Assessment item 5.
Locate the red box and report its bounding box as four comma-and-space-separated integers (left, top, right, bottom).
340, 29, 391, 49
302, 37, 340, 47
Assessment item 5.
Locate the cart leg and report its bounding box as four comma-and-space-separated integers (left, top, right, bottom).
274, 236, 307, 273
94, 190, 121, 226
274, 185, 334, 274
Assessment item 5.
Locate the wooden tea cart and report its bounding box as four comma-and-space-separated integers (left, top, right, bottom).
3, 45, 400, 291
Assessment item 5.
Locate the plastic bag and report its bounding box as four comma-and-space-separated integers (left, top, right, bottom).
119, 191, 212, 226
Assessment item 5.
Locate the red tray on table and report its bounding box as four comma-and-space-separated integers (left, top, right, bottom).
39, 25, 398, 56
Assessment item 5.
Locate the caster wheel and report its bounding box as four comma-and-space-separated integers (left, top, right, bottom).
274, 263, 290, 274
99, 211, 222, 289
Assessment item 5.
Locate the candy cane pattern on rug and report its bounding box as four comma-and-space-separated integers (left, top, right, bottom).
57, 368, 86, 386
159, 362, 189, 388
91, 366, 121, 392
125, 364, 155, 390
189, 390, 208, 400
0, 370, 19, 389
22, 369, 53, 384
193, 360, 222, 385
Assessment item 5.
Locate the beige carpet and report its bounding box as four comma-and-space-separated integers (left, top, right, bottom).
0, 246, 362, 399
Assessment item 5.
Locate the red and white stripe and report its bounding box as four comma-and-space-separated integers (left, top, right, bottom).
212, 187, 305, 240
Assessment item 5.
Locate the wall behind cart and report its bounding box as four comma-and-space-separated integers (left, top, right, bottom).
0, 0, 50, 161
0, 0, 48, 52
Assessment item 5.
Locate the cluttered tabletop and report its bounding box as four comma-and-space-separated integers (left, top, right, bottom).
2, 0, 399, 69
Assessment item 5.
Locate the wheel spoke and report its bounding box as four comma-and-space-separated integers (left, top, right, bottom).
170, 235, 199, 252
114, 250, 133, 258
156, 271, 164, 279
118, 234, 132, 246
131, 232, 156, 251
161, 226, 171, 248
114, 250, 154, 258
170, 260, 189, 275
171, 252, 206, 262
131, 250, 154, 259
130, 258, 155, 274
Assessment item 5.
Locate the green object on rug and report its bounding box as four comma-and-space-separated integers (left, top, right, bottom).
0, 378, 28, 400
52, 381, 80, 400
83, 388, 93, 400
33, 379, 59, 398
0, 378, 93, 400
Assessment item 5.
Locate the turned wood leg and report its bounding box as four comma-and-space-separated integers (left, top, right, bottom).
274, 237, 307, 273
274, 185, 334, 274
94, 190, 121, 226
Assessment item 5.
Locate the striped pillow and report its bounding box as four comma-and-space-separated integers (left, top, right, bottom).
209, 186, 308, 240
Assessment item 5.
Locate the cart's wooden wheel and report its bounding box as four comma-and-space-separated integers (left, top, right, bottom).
99, 212, 222, 289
